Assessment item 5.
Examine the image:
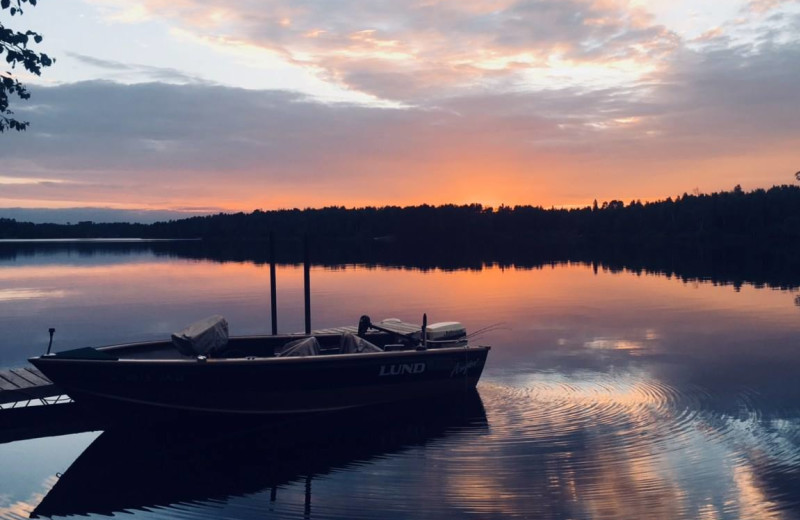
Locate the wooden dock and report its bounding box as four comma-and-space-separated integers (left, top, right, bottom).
0, 366, 62, 406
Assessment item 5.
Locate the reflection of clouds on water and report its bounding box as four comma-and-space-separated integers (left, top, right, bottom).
0, 288, 69, 302
0, 432, 100, 520
0, 499, 36, 520
9, 382, 795, 520
450, 375, 799, 519
584, 337, 647, 353
0, 476, 54, 520
532, 330, 664, 373
1, 253, 798, 518
445, 379, 688, 518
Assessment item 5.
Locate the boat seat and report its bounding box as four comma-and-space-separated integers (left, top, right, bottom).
340, 333, 383, 354
278, 337, 321, 357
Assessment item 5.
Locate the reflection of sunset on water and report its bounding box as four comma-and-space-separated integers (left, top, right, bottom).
441, 375, 791, 519
3, 258, 799, 358
1, 248, 799, 519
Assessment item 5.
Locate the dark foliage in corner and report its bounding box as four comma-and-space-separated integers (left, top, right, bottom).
1, 0, 53, 132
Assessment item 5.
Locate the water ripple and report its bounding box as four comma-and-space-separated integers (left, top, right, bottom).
463, 374, 800, 519
5, 373, 800, 520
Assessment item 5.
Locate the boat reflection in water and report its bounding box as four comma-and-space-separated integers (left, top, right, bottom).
31, 390, 487, 519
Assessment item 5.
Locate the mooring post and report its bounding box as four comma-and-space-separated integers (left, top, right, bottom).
269, 231, 278, 335
304, 475, 312, 518
304, 234, 311, 335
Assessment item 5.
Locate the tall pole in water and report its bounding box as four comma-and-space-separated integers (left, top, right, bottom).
269, 231, 278, 335
304, 475, 312, 518
304, 233, 311, 334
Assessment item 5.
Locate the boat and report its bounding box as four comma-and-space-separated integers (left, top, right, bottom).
29, 315, 490, 418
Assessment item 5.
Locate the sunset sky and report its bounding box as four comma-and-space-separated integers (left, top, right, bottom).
1, 0, 799, 221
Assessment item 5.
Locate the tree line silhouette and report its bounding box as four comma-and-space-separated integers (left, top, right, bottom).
1, 185, 798, 244
2, 227, 799, 292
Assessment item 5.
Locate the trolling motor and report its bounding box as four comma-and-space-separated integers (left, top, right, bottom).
358, 315, 399, 338
357, 315, 371, 337
358, 314, 430, 350
46, 328, 55, 355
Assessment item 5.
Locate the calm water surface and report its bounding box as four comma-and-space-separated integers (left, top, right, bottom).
1, 243, 799, 519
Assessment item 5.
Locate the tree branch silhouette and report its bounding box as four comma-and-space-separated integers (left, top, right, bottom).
1, 0, 53, 132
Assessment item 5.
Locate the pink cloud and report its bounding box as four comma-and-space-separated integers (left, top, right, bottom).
94, 0, 679, 101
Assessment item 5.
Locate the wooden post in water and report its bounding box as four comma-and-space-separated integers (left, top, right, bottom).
304, 234, 311, 334
269, 231, 278, 335
304, 475, 312, 518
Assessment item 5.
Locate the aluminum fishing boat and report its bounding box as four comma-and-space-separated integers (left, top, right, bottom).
29, 315, 490, 417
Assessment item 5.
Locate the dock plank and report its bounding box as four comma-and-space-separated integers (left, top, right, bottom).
0, 370, 36, 389
0, 367, 62, 405
25, 366, 51, 382
0, 376, 19, 391
13, 368, 50, 386
0, 385, 61, 404
9, 368, 44, 386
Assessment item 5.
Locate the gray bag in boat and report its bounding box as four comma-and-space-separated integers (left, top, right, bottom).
171, 315, 229, 357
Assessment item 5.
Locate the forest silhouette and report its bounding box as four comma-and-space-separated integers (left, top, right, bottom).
1, 185, 798, 244
2, 185, 799, 291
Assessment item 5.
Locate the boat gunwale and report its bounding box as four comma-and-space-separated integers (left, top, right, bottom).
29, 342, 491, 366
75, 333, 366, 352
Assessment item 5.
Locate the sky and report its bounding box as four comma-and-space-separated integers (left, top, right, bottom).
1, 0, 799, 221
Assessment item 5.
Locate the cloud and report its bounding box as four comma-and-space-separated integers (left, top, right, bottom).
87, 0, 680, 103
2, 1, 799, 211
2, 35, 798, 211
66, 52, 208, 84
745, 0, 797, 14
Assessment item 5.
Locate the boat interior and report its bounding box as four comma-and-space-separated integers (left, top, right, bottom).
47, 315, 469, 361
87, 334, 467, 361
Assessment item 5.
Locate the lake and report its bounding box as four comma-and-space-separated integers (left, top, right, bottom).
1, 240, 799, 519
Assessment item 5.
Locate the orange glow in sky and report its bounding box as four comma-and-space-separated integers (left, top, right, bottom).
1, 0, 799, 217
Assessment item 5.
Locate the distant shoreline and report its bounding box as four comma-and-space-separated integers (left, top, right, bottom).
1, 185, 798, 242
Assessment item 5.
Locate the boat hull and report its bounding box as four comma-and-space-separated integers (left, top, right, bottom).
31, 346, 490, 418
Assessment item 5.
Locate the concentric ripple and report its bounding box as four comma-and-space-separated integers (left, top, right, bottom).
479, 373, 709, 458
459, 372, 800, 518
